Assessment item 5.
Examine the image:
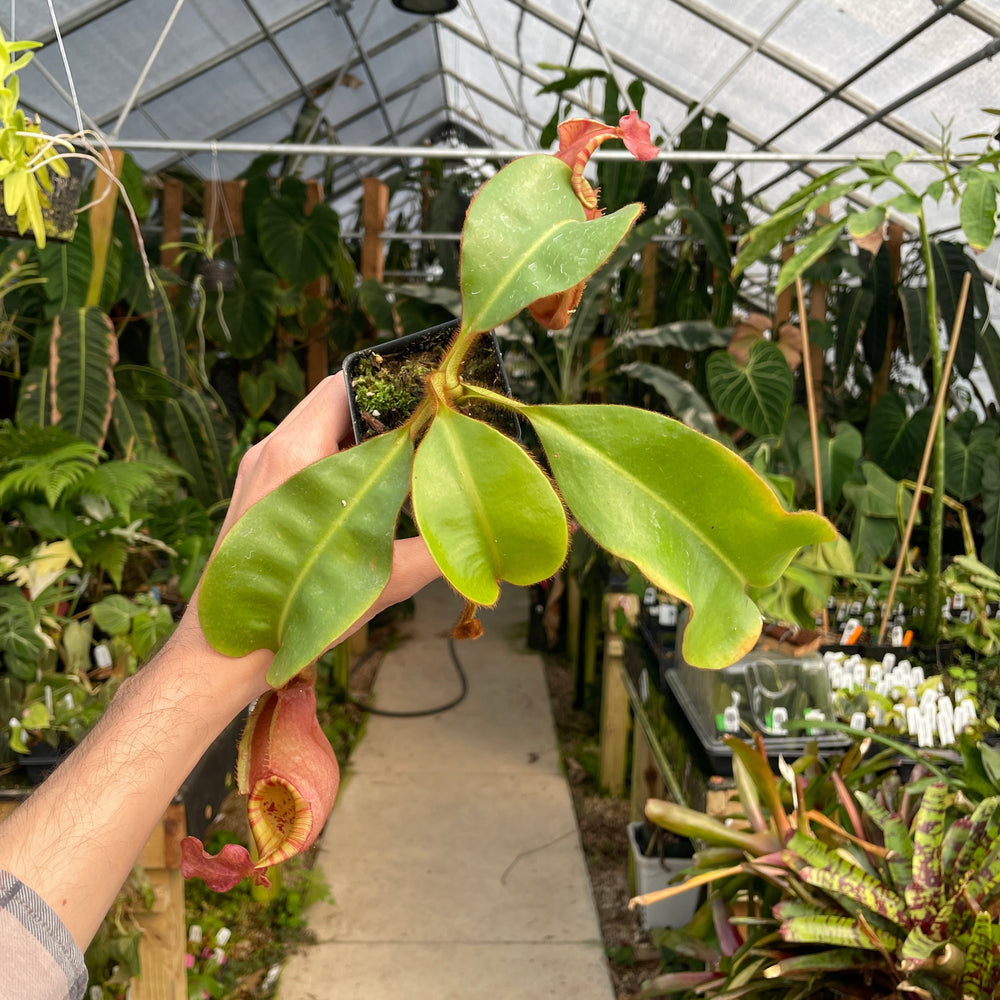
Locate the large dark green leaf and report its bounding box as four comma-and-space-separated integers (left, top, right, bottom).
945, 422, 998, 501
15, 365, 50, 427
979, 325, 1000, 422
37, 218, 92, 318
199, 428, 414, 687
706, 340, 793, 438
619, 361, 720, 439
460, 155, 640, 335
931, 241, 977, 378
49, 307, 118, 448
981, 454, 1000, 573
524, 403, 833, 668
797, 422, 863, 507
865, 393, 929, 481
146, 272, 185, 382
162, 386, 233, 505
861, 246, 892, 372
899, 285, 930, 367
202, 269, 278, 359
257, 197, 340, 284
842, 462, 910, 570
616, 320, 732, 353
412, 410, 567, 606
833, 285, 874, 386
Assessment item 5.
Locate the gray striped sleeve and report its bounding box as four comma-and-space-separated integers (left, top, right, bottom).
0, 869, 88, 1000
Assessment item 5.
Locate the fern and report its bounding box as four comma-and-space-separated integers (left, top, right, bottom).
0, 440, 101, 508
76, 459, 179, 522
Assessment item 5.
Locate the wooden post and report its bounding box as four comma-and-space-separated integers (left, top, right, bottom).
637, 241, 658, 330
303, 180, 330, 392
361, 177, 388, 282
160, 178, 184, 274
598, 591, 639, 796
132, 802, 187, 1000
86, 149, 125, 308
774, 242, 794, 328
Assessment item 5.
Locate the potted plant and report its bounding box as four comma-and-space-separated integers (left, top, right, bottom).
636, 730, 1000, 998
180, 111, 834, 891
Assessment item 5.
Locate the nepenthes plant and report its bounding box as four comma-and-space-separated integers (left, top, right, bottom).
181, 112, 834, 891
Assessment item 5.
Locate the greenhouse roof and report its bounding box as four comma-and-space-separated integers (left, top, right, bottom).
9, 0, 1000, 263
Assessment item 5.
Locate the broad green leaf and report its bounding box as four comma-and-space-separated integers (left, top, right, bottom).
706, 340, 793, 438
776, 220, 843, 293
981, 454, 1000, 572
945, 422, 998, 501
257, 198, 339, 284
615, 320, 732, 353
842, 462, 909, 570
931, 240, 977, 378
846, 205, 886, 243
239, 370, 276, 420
200, 428, 414, 687
412, 409, 567, 606
90, 594, 137, 636
960, 169, 997, 252
619, 361, 721, 439
523, 403, 833, 668
798, 421, 862, 507
163, 389, 233, 506
833, 285, 873, 386
978, 324, 1000, 405
49, 307, 118, 448
460, 155, 641, 335
865, 393, 929, 481
899, 284, 930, 366
14, 365, 50, 427
203, 269, 278, 359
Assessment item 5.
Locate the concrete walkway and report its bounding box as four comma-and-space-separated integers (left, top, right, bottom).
278, 578, 616, 1000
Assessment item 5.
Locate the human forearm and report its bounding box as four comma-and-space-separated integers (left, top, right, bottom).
0, 628, 262, 948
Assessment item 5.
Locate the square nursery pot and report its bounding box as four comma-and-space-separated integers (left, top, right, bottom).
342, 320, 517, 445
628, 820, 698, 931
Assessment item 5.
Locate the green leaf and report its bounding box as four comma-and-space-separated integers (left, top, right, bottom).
615, 320, 732, 353
981, 454, 1000, 573
203, 269, 278, 360
945, 422, 998, 500
798, 421, 862, 507
865, 393, 929, 480
776, 220, 844, 294
411, 410, 568, 606
49, 307, 118, 447
257, 198, 339, 284
977, 324, 1000, 406
706, 340, 793, 438
460, 155, 641, 335
90, 594, 137, 636
620, 361, 721, 439
960, 169, 997, 252
834, 286, 874, 386
199, 428, 413, 687
899, 285, 930, 366
239, 370, 276, 420
931, 241, 977, 378
524, 403, 833, 668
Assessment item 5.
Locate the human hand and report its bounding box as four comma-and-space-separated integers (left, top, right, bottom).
173, 374, 440, 701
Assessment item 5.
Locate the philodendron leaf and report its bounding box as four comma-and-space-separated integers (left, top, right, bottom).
707, 340, 793, 438
200, 428, 413, 687
524, 404, 833, 669
411, 409, 567, 606
460, 154, 641, 335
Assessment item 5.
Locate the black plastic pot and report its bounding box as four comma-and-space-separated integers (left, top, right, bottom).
342, 319, 517, 445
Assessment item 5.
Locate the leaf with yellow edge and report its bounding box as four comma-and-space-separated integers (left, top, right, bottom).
524, 403, 834, 668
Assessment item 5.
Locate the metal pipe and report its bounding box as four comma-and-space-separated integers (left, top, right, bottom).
109, 136, 983, 163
